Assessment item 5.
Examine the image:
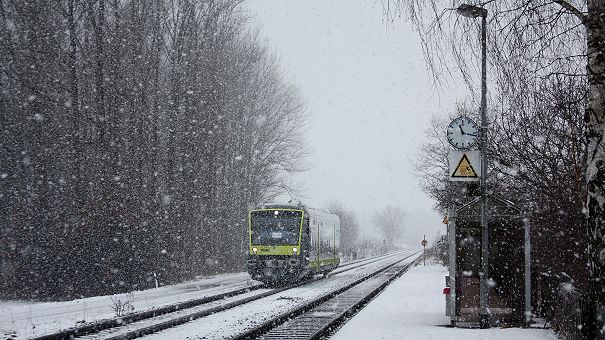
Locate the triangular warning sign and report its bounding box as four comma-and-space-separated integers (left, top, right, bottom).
451, 154, 478, 178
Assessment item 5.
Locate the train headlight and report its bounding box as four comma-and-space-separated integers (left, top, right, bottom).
292, 247, 297, 254
252, 247, 258, 254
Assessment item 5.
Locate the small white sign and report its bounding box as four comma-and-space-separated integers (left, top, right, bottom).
449, 150, 481, 182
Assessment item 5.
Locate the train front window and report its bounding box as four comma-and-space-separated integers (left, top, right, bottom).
250, 210, 302, 246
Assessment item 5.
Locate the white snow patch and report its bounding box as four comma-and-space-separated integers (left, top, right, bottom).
0, 272, 256, 338
331, 263, 558, 340
560, 282, 575, 294
162, 195, 171, 205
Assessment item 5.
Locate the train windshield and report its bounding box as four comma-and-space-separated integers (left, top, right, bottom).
250, 210, 302, 246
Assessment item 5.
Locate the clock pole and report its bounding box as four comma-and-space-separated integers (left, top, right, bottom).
457, 3, 490, 329
479, 9, 489, 330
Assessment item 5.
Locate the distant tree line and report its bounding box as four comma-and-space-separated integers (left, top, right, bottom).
0, 0, 308, 299
327, 201, 406, 260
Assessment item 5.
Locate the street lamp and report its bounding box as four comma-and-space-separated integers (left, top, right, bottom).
457, 3, 490, 329
457, 4, 487, 19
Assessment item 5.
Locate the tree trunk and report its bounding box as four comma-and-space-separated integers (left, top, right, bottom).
68, 0, 83, 200
584, 0, 605, 338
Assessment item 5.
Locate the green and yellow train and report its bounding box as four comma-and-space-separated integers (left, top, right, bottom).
246, 204, 341, 284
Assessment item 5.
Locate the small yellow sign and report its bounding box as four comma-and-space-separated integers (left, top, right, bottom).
449, 150, 480, 182
452, 154, 478, 178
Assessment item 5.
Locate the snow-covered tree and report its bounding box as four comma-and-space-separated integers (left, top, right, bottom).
0, 0, 307, 298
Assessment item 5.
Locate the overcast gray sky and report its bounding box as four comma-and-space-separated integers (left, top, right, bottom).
245, 0, 468, 245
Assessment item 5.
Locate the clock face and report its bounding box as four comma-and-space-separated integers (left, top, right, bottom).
446, 116, 479, 149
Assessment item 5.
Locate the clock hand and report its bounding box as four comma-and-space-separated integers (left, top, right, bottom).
459, 126, 465, 135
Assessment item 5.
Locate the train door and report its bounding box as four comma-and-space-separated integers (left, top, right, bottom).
309, 217, 319, 270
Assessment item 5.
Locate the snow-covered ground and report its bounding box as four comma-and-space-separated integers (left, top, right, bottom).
331, 259, 559, 340
139, 253, 417, 339
0, 253, 403, 339
1, 256, 560, 339
0, 272, 255, 339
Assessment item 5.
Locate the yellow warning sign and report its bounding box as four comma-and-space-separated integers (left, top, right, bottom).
449, 150, 480, 182
451, 154, 478, 178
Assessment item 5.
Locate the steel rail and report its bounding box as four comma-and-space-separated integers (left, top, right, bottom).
230, 252, 420, 340
329, 250, 405, 276
31, 284, 265, 340
307, 260, 417, 339
31, 251, 410, 340
98, 251, 415, 340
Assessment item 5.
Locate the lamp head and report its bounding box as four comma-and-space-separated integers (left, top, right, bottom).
457, 4, 487, 18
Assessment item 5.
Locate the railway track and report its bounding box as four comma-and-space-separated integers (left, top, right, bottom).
231, 253, 418, 340
328, 251, 402, 276
32, 284, 266, 340
32, 251, 410, 340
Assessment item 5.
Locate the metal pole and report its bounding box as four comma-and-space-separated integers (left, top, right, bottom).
423, 234, 426, 266
479, 14, 490, 329
448, 209, 457, 325
524, 215, 532, 326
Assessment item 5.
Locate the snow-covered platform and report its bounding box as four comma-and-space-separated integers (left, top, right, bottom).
331, 260, 558, 340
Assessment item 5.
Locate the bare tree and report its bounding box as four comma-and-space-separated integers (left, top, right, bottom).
414, 102, 481, 214
0, 0, 308, 298
385, 1, 604, 336
327, 200, 360, 257
373, 205, 406, 247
